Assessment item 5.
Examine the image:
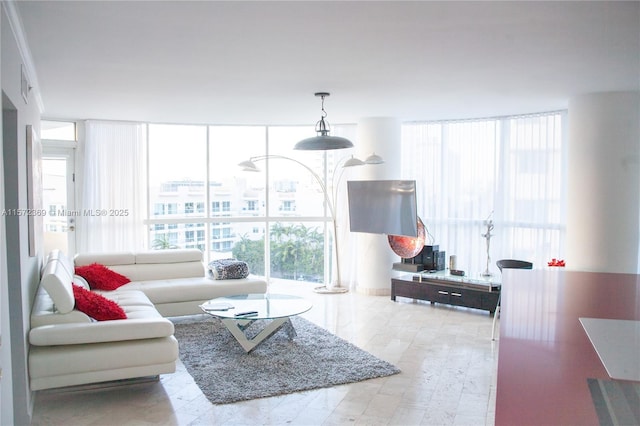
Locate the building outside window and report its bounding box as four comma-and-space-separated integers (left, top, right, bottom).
280, 200, 295, 212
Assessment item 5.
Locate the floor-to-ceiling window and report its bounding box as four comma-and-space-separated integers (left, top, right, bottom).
78, 112, 565, 283
401, 111, 566, 275
145, 123, 357, 283
148, 124, 207, 251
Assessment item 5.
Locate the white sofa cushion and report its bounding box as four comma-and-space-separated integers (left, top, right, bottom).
107, 262, 204, 282
29, 336, 178, 382
74, 249, 205, 282
31, 288, 92, 327
45, 249, 75, 278
29, 318, 174, 346
30, 288, 172, 345
119, 276, 267, 305
40, 259, 75, 314
74, 252, 136, 268
97, 289, 163, 320
135, 249, 202, 264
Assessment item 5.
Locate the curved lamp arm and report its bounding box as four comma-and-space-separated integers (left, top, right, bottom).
241, 155, 335, 220
330, 155, 366, 213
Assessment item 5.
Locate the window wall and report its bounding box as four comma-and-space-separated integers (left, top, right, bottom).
401, 112, 566, 275
82, 112, 565, 283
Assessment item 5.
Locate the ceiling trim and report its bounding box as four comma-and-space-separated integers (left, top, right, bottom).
2, 0, 44, 113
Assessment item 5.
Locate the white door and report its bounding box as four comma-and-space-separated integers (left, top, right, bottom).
42, 147, 76, 257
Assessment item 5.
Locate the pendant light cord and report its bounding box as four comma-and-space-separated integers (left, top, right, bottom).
320, 94, 327, 119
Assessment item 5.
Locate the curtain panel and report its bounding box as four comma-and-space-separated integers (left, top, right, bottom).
401, 112, 566, 276
77, 121, 147, 253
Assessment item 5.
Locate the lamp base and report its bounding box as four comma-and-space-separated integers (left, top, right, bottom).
313, 285, 349, 294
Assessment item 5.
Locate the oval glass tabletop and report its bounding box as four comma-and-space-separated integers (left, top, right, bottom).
200, 293, 312, 320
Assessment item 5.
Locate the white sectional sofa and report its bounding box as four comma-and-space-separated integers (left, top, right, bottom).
29, 249, 267, 391
73, 249, 267, 317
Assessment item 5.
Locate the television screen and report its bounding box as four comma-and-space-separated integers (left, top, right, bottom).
347, 180, 418, 237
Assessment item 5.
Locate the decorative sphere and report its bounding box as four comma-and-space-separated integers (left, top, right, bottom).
387, 217, 426, 258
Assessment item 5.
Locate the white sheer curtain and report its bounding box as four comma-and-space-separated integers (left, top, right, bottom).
401, 112, 566, 275
77, 120, 147, 253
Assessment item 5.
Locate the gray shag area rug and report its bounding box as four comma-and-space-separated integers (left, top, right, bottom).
172, 316, 400, 405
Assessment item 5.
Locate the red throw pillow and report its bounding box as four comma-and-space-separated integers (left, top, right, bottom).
72, 285, 127, 321
75, 263, 130, 291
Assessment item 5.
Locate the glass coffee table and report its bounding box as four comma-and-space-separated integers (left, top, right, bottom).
200, 293, 312, 353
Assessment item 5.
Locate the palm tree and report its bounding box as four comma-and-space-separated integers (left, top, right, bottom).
152, 234, 177, 250
232, 234, 265, 275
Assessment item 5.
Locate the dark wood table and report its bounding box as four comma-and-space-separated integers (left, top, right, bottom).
391, 272, 500, 314
495, 269, 640, 425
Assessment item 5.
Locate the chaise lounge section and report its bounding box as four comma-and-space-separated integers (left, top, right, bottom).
29, 249, 267, 390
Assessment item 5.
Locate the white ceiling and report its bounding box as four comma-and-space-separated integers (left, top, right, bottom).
15, 1, 640, 126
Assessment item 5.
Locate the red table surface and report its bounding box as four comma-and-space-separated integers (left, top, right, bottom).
495, 269, 640, 426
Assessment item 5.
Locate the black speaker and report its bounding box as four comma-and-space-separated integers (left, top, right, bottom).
418, 245, 438, 266
416, 246, 438, 271
398, 245, 444, 270
434, 250, 446, 271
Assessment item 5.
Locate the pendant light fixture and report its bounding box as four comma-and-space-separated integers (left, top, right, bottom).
294, 92, 354, 150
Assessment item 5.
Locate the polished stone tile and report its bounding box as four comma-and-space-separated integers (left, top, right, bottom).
31, 280, 499, 425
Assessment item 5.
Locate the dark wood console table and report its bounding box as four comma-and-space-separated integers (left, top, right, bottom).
391, 272, 501, 314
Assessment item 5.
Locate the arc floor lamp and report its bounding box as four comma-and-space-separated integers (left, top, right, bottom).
239, 152, 383, 293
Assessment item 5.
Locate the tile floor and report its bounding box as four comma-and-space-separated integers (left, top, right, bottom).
31, 280, 499, 426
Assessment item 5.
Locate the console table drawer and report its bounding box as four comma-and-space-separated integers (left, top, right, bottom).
391, 277, 499, 314
427, 286, 452, 303
391, 280, 427, 300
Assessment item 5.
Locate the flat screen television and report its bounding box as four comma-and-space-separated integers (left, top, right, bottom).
347, 180, 418, 237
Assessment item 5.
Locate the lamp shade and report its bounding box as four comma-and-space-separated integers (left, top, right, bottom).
365, 152, 384, 164
294, 92, 354, 150
294, 135, 354, 150
238, 160, 260, 172
343, 156, 366, 167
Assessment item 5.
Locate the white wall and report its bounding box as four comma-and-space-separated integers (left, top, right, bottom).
1, 2, 43, 424
567, 92, 640, 273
